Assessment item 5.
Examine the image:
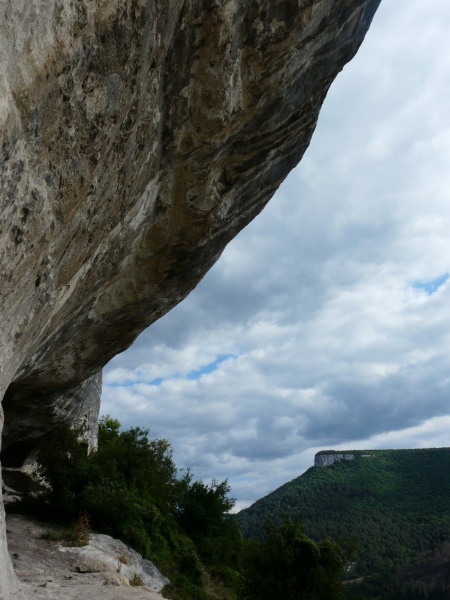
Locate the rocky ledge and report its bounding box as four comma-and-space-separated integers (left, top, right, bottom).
6, 513, 166, 600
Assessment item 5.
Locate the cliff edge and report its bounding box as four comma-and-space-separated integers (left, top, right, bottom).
0, 1, 380, 597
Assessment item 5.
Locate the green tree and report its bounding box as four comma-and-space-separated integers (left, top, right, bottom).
32, 423, 91, 521
175, 471, 241, 567
240, 516, 347, 600
177, 472, 234, 539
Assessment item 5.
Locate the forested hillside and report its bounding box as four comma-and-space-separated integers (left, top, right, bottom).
236, 449, 450, 599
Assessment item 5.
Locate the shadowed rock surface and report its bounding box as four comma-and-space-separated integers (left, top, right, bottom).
2, 372, 101, 501
0, 0, 381, 596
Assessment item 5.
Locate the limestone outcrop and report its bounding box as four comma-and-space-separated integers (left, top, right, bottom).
314, 451, 375, 467
314, 452, 356, 467
6, 513, 168, 599
0, 0, 381, 597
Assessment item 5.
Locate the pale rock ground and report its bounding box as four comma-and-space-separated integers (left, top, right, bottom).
5, 513, 167, 600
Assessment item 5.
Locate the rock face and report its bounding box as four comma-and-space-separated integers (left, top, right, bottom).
0, 0, 381, 597
314, 451, 375, 466
2, 372, 102, 500
314, 452, 356, 467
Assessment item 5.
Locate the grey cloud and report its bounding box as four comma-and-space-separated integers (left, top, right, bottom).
103, 1, 450, 507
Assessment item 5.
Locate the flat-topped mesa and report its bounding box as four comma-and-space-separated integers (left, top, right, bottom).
0, 1, 381, 597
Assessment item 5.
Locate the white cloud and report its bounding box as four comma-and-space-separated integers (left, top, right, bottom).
103, 0, 450, 509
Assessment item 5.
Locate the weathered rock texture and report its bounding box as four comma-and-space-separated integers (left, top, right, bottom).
314, 451, 375, 467
314, 452, 356, 467
0, 0, 381, 597
6, 513, 167, 599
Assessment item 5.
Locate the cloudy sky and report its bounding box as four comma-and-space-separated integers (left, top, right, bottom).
102, 0, 450, 511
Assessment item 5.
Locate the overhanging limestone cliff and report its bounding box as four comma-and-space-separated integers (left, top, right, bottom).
0, 1, 381, 597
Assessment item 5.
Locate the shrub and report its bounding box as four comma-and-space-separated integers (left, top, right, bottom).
73, 512, 90, 546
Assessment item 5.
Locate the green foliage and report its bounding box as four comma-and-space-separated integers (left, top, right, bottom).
26, 418, 178, 561
31, 423, 91, 520
235, 449, 450, 599
14, 416, 239, 600
177, 472, 234, 538
13, 416, 354, 600
240, 516, 347, 600
176, 471, 241, 567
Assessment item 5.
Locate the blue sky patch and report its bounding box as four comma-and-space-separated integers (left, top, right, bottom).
107, 376, 165, 388
187, 354, 235, 380
108, 380, 136, 388
413, 274, 449, 295
107, 358, 236, 388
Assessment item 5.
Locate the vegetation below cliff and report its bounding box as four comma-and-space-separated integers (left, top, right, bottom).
14, 429, 450, 598
235, 449, 450, 599
9, 417, 349, 600
11, 417, 240, 600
